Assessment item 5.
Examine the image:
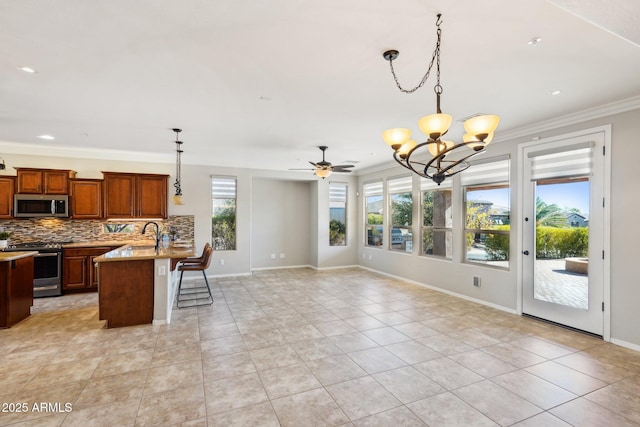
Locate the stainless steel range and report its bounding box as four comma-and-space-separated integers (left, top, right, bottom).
4, 242, 71, 297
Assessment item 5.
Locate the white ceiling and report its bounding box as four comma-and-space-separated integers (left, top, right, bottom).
1, 0, 639, 174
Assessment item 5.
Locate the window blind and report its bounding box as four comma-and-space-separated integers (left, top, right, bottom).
329, 183, 347, 203
387, 176, 413, 194
363, 181, 383, 197
211, 176, 236, 199
460, 158, 510, 186
528, 141, 594, 181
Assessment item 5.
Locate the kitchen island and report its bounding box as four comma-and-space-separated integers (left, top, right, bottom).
94, 244, 196, 328
0, 251, 37, 328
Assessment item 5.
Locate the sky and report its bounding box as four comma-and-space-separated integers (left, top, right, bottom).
536, 181, 590, 216
467, 180, 590, 216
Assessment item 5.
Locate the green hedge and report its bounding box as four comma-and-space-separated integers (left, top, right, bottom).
484, 225, 510, 261
536, 226, 588, 259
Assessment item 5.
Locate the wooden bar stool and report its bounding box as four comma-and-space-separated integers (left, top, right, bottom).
176, 243, 214, 308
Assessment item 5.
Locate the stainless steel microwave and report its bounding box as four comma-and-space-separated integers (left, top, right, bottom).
14, 194, 69, 218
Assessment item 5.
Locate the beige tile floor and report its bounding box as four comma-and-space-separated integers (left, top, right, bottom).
1, 268, 640, 426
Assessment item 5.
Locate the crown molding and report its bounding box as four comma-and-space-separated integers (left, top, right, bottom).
0, 141, 174, 164
496, 94, 640, 142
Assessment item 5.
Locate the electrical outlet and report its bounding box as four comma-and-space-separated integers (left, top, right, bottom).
368, 254, 372, 260
280, 253, 285, 259
158, 265, 166, 276
220, 259, 224, 266
473, 276, 481, 287
271, 253, 276, 259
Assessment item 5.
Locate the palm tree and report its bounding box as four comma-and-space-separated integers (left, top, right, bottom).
536, 197, 567, 227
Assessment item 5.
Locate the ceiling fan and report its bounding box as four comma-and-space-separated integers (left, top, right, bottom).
289, 146, 354, 179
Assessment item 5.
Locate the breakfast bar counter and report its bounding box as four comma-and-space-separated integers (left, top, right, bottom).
94, 244, 196, 328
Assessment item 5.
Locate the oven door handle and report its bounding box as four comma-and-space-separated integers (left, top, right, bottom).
35, 252, 59, 257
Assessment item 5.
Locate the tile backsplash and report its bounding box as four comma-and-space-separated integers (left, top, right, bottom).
0, 215, 194, 244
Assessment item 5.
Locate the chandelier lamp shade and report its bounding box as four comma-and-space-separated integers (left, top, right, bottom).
172, 128, 184, 205
382, 14, 500, 185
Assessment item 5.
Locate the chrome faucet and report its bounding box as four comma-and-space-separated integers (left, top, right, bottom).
142, 221, 160, 250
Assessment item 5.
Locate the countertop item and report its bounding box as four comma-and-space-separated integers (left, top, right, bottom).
93, 244, 196, 263
0, 251, 38, 261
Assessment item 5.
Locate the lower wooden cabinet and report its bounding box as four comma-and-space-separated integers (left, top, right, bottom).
63, 246, 117, 292
0, 255, 34, 328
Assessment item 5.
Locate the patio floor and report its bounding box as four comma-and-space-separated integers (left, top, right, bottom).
534, 259, 588, 310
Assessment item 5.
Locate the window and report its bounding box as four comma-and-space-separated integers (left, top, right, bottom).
421, 178, 452, 259
461, 158, 510, 268
388, 176, 413, 252
211, 176, 236, 250
364, 181, 383, 247
329, 183, 347, 246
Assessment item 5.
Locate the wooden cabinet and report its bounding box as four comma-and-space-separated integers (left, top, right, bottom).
15, 168, 76, 194
70, 179, 102, 219
0, 177, 15, 218
0, 255, 34, 328
63, 246, 117, 292
102, 172, 168, 219
98, 259, 154, 328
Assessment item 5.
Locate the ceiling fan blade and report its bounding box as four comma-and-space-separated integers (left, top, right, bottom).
288, 168, 315, 171
309, 161, 319, 167
331, 164, 354, 169
332, 168, 353, 173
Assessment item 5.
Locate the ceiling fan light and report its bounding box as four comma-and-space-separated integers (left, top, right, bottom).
382, 128, 411, 149
315, 169, 332, 179
427, 140, 454, 157
463, 115, 500, 136
418, 113, 452, 139
397, 139, 417, 158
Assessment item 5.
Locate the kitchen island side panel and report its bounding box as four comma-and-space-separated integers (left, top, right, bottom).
98, 259, 154, 328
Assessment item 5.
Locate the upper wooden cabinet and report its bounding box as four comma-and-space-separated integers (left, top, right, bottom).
0, 177, 15, 218
102, 172, 168, 219
70, 179, 102, 219
15, 168, 76, 194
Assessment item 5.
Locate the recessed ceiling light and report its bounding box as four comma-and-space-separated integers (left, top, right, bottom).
38, 135, 55, 140
18, 66, 37, 73
528, 37, 542, 46
551, 90, 561, 96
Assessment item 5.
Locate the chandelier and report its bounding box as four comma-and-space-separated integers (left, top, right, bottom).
382, 14, 499, 185
172, 128, 184, 205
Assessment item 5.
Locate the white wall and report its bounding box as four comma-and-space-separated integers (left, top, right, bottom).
251, 178, 312, 269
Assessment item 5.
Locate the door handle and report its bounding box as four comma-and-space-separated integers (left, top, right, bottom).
523, 250, 530, 255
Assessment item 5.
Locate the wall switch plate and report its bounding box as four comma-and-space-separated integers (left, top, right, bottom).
220, 259, 224, 265
473, 276, 481, 287
280, 253, 285, 259
271, 253, 276, 259
158, 265, 166, 276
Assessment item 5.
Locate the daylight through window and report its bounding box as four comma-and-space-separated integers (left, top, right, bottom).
462, 158, 510, 268
329, 183, 347, 246
211, 176, 237, 250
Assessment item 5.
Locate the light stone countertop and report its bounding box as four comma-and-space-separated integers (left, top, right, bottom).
0, 251, 38, 262
93, 244, 196, 263
62, 240, 156, 249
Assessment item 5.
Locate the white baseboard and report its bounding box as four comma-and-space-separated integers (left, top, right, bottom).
610, 338, 640, 353
358, 265, 518, 315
